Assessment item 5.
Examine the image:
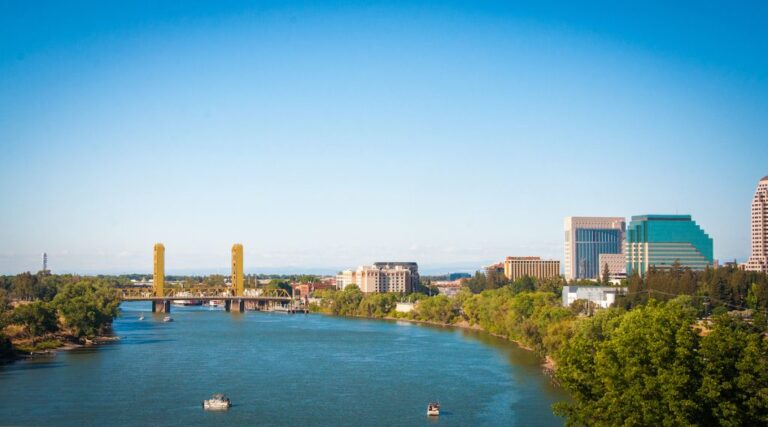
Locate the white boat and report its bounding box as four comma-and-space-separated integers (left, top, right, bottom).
163, 315, 173, 322
203, 394, 232, 411
208, 300, 224, 307
427, 402, 440, 417
138, 313, 145, 321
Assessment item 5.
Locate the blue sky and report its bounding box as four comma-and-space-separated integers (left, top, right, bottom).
1, 1, 767, 274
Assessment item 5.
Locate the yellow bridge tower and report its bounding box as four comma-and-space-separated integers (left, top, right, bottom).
230, 243, 245, 312
152, 243, 170, 313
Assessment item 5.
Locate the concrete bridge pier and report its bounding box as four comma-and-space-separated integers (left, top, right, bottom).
225, 299, 244, 312
152, 300, 171, 313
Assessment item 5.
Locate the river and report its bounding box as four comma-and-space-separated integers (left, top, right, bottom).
0, 302, 567, 426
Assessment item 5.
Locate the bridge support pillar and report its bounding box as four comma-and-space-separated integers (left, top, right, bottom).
225, 299, 244, 312
152, 300, 171, 313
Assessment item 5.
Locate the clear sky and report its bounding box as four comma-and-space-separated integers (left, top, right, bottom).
1, 1, 767, 275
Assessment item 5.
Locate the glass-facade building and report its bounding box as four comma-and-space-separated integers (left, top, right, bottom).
626, 215, 713, 276
564, 217, 626, 281
574, 229, 623, 279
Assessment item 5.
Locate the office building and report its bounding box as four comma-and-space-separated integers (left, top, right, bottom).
564, 217, 626, 281
373, 262, 420, 291
335, 269, 357, 290
484, 262, 504, 278
626, 215, 713, 276
746, 176, 768, 273
598, 253, 627, 281
356, 264, 412, 293
503, 257, 561, 281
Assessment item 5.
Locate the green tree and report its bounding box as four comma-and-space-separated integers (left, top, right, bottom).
601, 263, 610, 286
11, 272, 36, 301
416, 295, 457, 323
11, 301, 59, 340
697, 314, 768, 425
53, 280, 120, 339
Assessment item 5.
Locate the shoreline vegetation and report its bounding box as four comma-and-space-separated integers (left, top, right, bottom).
0, 274, 121, 363
1, 266, 767, 425
311, 265, 768, 426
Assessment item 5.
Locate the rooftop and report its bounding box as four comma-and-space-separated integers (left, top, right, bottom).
631, 214, 692, 221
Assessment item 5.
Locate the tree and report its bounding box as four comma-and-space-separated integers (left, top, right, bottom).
601, 263, 610, 286
11, 272, 36, 301
11, 301, 59, 340
554, 297, 768, 426
511, 276, 535, 294
53, 280, 120, 339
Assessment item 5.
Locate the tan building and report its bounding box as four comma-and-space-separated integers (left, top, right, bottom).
598, 253, 626, 281
356, 265, 412, 293
503, 256, 560, 281
747, 176, 768, 273
484, 262, 504, 277
335, 269, 357, 290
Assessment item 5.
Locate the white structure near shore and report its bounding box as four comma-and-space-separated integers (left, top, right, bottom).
395, 302, 415, 313
562, 286, 627, 309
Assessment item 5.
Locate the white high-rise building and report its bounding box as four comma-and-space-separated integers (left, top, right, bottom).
746, 176, 768, 273
564, 217, 626, 281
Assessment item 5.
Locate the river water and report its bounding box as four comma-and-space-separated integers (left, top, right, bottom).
0, 302, 567, 426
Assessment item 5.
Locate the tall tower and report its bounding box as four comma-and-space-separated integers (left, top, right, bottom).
746, 176, 768, 273
42, 252, 48, 273
153, 243, 165, 297
564, 217, 626, 281
231, 244, 244, 297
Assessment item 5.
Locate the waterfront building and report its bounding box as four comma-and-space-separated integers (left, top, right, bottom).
335, 269, 357, 290
153, 243, 164, 297
373, 262, 420, 291
356, 264, 412, 293
562, 286, 627, 308
598, 253, 627, 282
626, 215, 713, 276
432, 280, 464, 297
503, 257, 560, 281
564, 217, 626, 281
746, 176, 768, 273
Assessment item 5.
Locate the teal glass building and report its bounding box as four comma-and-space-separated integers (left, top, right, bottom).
626, 215, 713, 275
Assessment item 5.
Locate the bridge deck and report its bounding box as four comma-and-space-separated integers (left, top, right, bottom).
121, 296, 292, 302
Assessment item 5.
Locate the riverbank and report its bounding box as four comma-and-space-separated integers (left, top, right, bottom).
2, 332, 119, 364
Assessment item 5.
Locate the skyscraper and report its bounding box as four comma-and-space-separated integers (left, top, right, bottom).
626, 215, 713, 276
564, 217, 626, 281
746, 176, 768, 273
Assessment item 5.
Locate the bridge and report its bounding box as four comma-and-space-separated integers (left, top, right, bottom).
118, 243, 301, 313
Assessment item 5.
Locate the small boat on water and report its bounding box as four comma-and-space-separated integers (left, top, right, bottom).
203, 394, 232, 411
427, 402, 440, 417
138, 313, 145, 321
163, 315, 173, 322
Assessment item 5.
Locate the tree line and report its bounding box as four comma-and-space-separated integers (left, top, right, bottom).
0, 273, 121, 360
